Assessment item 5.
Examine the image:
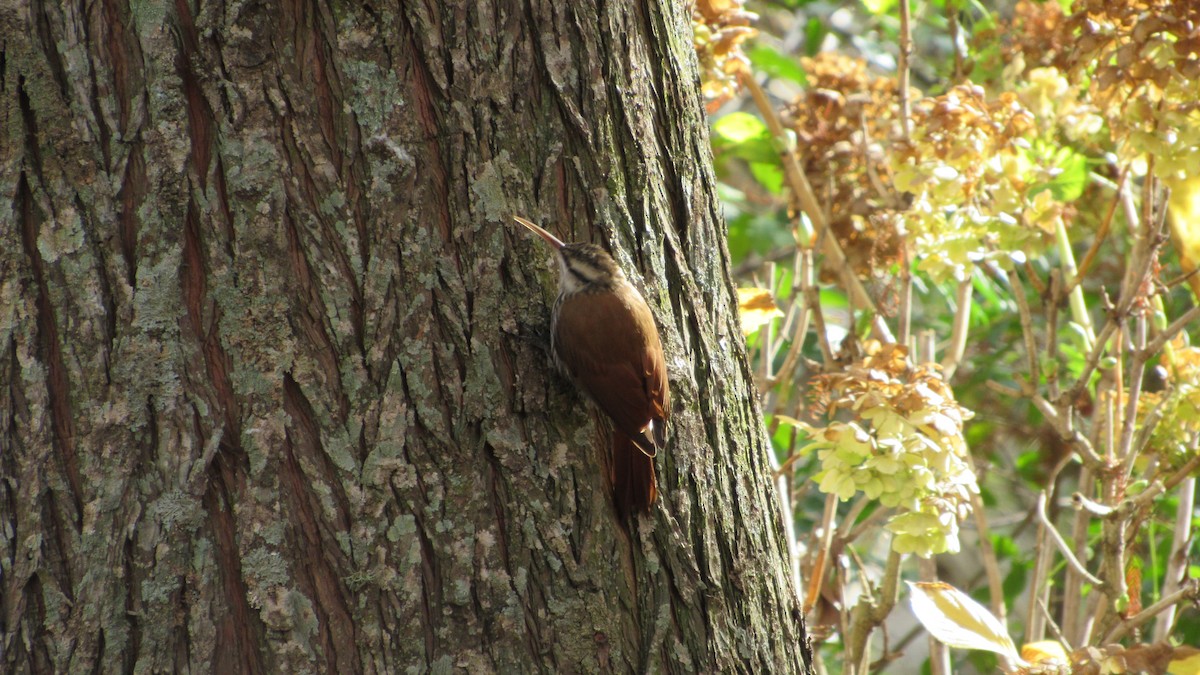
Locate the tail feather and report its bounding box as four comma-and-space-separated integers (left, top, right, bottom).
612, 431, 658, 517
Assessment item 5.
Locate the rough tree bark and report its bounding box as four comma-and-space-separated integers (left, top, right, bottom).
1, 0, 813, 672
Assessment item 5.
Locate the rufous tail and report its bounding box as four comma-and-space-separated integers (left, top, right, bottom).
612, 431, 657, 517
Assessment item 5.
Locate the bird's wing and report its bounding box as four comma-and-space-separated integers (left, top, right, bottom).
554, 288, 669, 445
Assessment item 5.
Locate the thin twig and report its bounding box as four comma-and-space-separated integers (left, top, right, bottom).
1079, 589, 1104, 646
1161, 266, 1200, 291
761, 262, 778, 385
1141, 305, 1200, 358
845, 503, 891, 543
919, 557, 950, 675
898, 0, 913, 140
1045, 270, 1062, 401
845, 548, 903, 672
738, 71, 825, 233
1036, 492, 1105, 587
739, 71, 893, 343
1118, 314, 1148, 478
918, 329, 936, 364
768, 249, 814, 387
1111, 168, 1170, 321
967, 465, 1012, 669
1068, 170, 1126, 294
804, 493, 840, 614
1064, 320, 1118, 408
986, 380, 1023, 397
1027, 512, 1052, 642
947, 0, 964, 81
1105, 388, 1117, 464
860, 110, 894, 207
806, 284, 837, 368
1095, 394, 1129, 642
1154, 476, 1195, 640
1037, 596, 1073, 652
1127, 453, 1200, 510
1062, 466, 1093, 646
1142, 157, 1156, 244
899, 246, 913, 348
1006, 266, 1042, 390
940, 277, 973, 379
1103, 579, 1200, 643
836, 496, 873, 541
1131, 385, 1171, 458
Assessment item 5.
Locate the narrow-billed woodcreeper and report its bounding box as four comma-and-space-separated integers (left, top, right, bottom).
512, 216, 669, 516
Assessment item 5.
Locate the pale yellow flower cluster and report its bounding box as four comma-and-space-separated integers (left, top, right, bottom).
807, 343, 978, 558
890, 85, 1057, 283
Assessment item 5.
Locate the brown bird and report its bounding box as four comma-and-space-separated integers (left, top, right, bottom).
512, 216, 669, 516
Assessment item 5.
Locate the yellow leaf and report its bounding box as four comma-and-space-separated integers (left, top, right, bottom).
908, 581, 1024, 665
1022, 640, 1069, 666
736, 287, 783, 335
773, 414, 814, 433
1165, 174, 1200, 300
1170, 647, 1200, 675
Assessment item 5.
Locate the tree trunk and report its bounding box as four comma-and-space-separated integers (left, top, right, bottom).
0, 1, 813, 672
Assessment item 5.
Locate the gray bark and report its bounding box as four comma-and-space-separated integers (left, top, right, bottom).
0, 0, 812, 672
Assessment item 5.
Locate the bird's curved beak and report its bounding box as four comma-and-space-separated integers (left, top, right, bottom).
512, 215, 565, 250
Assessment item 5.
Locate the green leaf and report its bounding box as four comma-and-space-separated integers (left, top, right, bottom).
819, 288, 849, 309
711, 113, 780, 164
726, 212, 793, 261
804, 18, 827, 56
713, 112, 769, 144
750, 161, 785, 195
971, 268, 1010, 313
862, 0, 898, 15
990, 534, 1019, 559
1029, 150, 1090, 202
770, 420, 807, 459
1015, 449, 1041, 482
966, 421, 995, 452
970, 4, 999, 33
748, 44, 808, 85
1001, 563, 1028, 604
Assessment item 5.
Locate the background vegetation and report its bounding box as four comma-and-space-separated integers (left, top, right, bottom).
693, 0, 1200, 672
